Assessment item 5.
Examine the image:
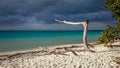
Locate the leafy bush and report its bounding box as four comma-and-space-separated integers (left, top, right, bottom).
104, 0, 120, 21
97, 23, 120, 46
98, 0, 120, 46
116, 22, 120, 31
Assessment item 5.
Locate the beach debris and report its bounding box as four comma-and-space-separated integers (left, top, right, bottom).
0, 45, 89, 61
113, 57, 120, 68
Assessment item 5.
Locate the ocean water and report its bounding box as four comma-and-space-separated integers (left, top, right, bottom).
0, 30, 103, 52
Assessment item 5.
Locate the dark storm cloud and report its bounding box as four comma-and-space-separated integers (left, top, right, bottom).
0, 0, 57, 16
0, 0, 57, 25
0, 0, 115, 30
53, 0, 104, 15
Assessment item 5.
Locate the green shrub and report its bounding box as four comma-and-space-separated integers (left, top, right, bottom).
97, 23, 120, 46
116, 22, 120, 31
98, 0, 120, 46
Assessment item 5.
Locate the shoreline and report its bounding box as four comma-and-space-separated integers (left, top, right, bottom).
0, 42, 120, 68
0, 42, 97, 55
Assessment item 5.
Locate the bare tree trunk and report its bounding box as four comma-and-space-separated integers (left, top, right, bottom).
82, 21, 94, 52
55, 19, 94, 52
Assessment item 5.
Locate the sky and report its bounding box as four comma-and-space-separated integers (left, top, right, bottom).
0, 0, 115, 30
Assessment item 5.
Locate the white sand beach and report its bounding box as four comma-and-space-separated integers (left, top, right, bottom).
0, 42, 120, 68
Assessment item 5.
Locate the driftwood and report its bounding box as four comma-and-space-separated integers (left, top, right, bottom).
0, 46, 84, 61
55, 19, 94, 52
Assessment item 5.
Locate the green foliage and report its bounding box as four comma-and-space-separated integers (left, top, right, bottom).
104, 0, 120, 21
116, 22, 120, 31
97, 25, 120, 46
98, 0, 120, 46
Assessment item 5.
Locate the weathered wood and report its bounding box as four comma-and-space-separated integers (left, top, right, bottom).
55, 19, 94, 52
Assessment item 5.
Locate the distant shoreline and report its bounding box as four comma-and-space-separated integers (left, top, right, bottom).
0, 30, 104, 31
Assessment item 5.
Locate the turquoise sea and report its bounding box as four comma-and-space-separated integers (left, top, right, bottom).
0, 30, 103, 52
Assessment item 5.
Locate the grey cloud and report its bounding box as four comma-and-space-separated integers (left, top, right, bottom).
66, 11, 114, 22
0, 0, 115, 30
53, 0, 104, 15
0, 0, 57, 16
0, 22, 114, 30
0, 0, 57, 25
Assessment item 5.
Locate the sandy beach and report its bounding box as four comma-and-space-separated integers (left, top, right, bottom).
0, 42, 120, 68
